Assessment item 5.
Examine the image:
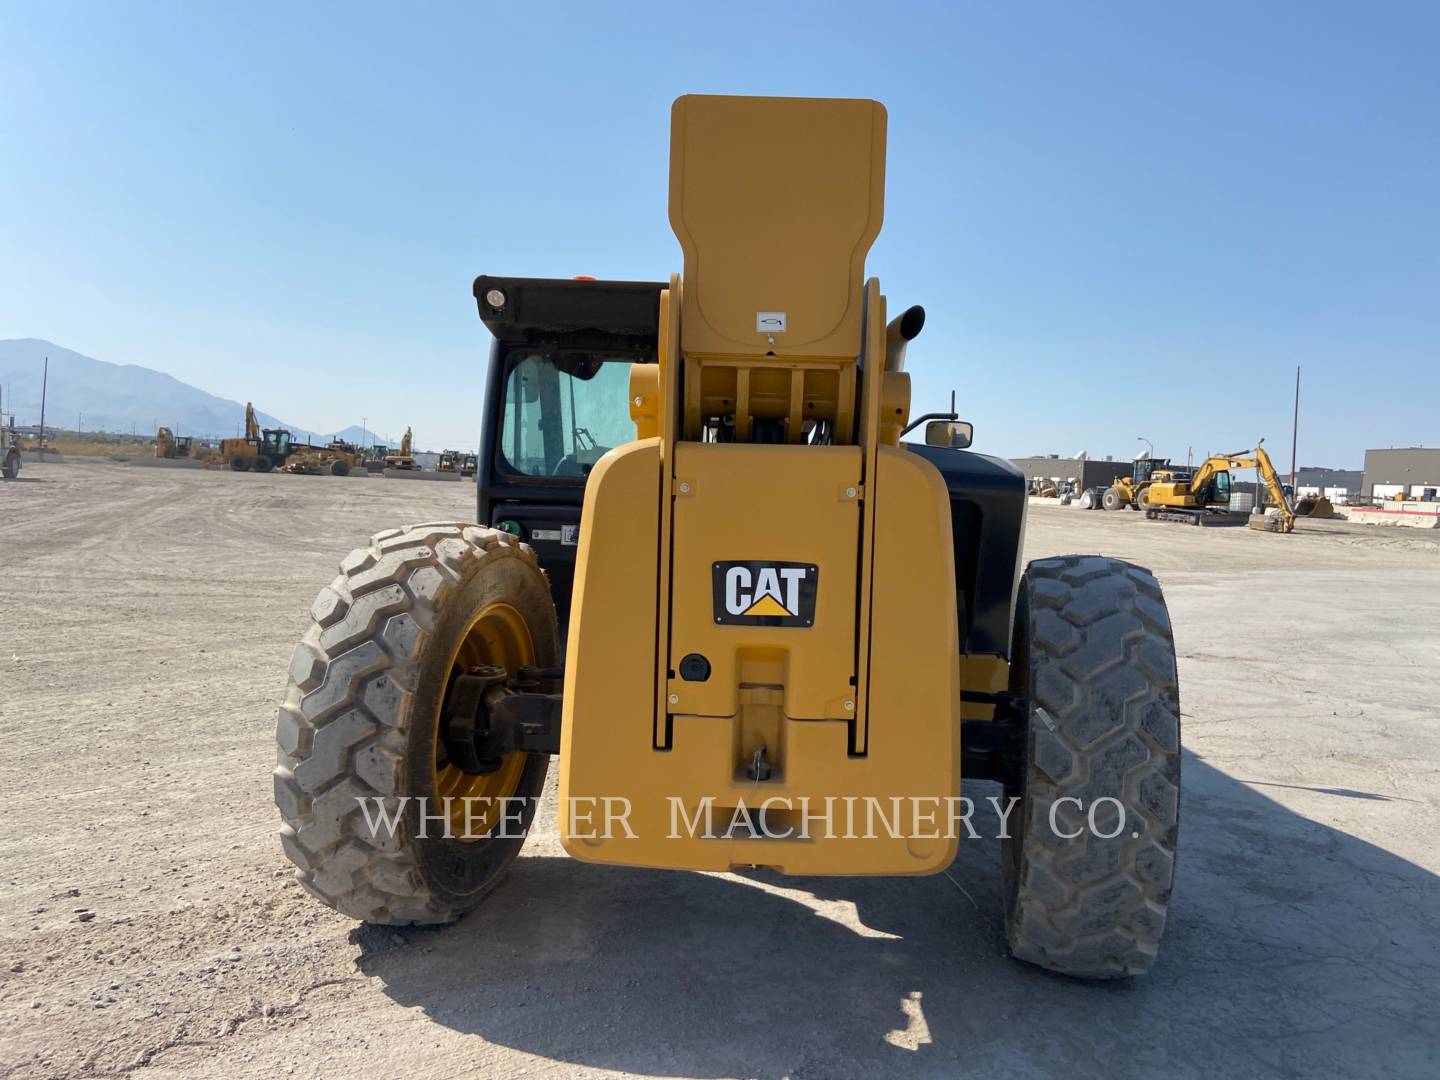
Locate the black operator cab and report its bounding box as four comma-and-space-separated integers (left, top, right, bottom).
473, 276, 663, 633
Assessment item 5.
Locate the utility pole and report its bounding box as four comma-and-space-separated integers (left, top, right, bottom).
1290, 365, 1300, 493
39, 357, 48, 458
77, 412, 83, 437
362, 416, 367, 447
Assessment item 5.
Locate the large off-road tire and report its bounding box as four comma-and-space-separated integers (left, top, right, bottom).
1101, 486, 1123, 512
274, 523, 559, 924
1003, 555, 1181, 978
254, 455, 274, 473
230, 454, 251, 472
1136, 487, 1152, 511
2, 450, 18, 480
329, 459, 350, 477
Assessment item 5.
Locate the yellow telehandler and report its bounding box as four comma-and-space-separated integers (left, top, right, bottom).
273, 96, 1183, 979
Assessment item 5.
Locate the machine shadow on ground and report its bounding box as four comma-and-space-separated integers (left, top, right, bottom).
355, 753, 1439, 1079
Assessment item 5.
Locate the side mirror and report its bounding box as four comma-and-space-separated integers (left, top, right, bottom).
925, 419, 973, 449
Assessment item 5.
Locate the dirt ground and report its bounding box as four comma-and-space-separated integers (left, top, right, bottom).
2, 461, 1437, 1079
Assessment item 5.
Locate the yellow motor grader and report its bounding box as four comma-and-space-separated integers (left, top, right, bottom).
273, 96, 1182, 979
210, 402, 295, 472
283, 439, 363, 477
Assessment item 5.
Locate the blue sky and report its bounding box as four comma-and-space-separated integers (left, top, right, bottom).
1, 1, 1435, 464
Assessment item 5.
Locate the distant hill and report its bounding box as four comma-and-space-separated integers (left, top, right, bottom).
0, 338, 293, 437
329, 424, 456, 454
331, 425, 380, 447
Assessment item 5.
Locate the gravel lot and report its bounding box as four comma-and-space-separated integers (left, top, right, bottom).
2, 461, 1437, 1079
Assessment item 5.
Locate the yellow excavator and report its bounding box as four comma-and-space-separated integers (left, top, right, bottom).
154, 426, 192, 459
1141, 441, 1294, 531
384, 427, 416, 470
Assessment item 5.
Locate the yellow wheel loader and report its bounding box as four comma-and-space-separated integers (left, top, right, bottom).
1102, 456, 1177, 511
273, 96, 1182, 979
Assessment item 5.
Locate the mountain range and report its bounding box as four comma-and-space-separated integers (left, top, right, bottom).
1, 338, 299, 438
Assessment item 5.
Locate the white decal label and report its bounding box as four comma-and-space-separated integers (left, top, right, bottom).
756, 311, 786, 334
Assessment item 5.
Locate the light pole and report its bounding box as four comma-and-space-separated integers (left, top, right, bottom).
362, 416, 367, 447
1137, 436, 1153, 459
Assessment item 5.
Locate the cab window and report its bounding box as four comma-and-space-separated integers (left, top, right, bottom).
499, 350, 638, 477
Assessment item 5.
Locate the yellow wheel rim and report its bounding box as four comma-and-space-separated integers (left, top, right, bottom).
434, 601, 533, 841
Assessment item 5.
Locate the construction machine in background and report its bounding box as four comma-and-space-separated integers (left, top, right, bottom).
154, 427, 192, 459
384, 428, 417, 470
1142, 441, 1294, 531
2, 416, 20, 480
283, 439, 363, 476
437, 450, 459, 473
1102, 456, 1181, 511
273, 95, 1183, 980
459, 453, 477, 477
1293, 493, 1335, 518
210, 402, 296, 472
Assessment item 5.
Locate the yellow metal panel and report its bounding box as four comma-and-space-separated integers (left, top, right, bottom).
860, 444, 961, 867
558, 439, 661, 843
666, 442, 861, 722
561, 442, 960, 876
669, 95, 886, 361
852, 278, 886, 753
652, 276, 682, 747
